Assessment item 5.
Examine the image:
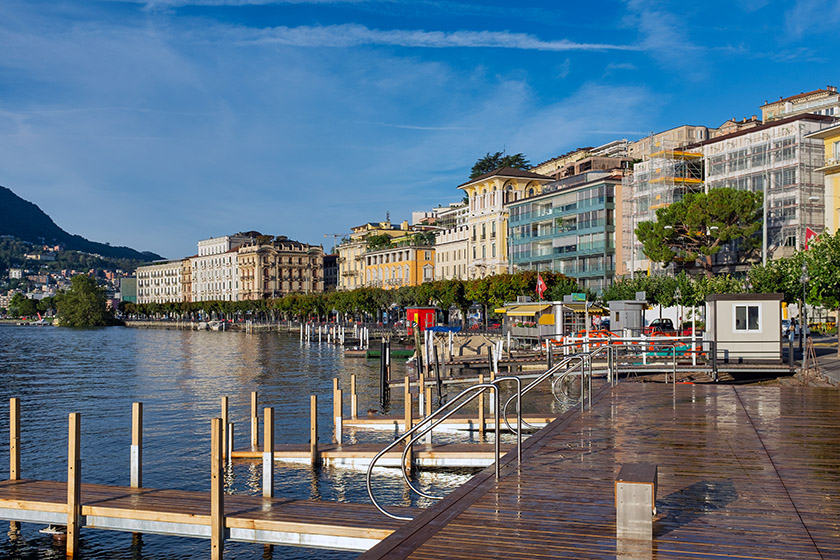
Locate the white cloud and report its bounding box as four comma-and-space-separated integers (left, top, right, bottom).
785, 0, 840, 39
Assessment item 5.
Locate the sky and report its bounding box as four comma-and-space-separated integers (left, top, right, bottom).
1, 0, 838, 259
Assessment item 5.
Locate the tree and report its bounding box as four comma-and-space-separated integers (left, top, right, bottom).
470, 151, 530, 179
636, 188, 763, 278
805, 230, 840, 356
55, 274, 111, 327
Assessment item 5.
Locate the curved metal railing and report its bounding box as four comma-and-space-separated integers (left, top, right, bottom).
366, 376, 523, 521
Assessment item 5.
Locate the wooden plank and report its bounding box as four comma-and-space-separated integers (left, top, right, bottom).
210, 417, 224, 560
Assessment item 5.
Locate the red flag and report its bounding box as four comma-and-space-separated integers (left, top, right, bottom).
536, 273, 547, 300
805, 227, 818, 250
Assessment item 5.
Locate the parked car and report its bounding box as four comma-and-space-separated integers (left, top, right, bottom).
643, 318, 676, 335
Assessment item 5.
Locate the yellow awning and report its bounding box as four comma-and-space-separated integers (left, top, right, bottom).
494, 308, 507, 314
538, 314, 555, 325
564, 303, 606, 314
505, 304, 552, 317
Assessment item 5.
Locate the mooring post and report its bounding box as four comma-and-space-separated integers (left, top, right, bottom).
403, 376, 412, 434
334, 388, 343, 445
10, 397, 20, 533
227, 422, 234, 461
404, 392, 413, 475
424, 386, 433, 445
310, 395, 319, 466
250, 391, 259, 450
131, 402, 142, 488
210, 417, 225, 560
10, 398, 20, 481
67, 413, 81, 558
418, 373, 425, 418
350, 374, 358, 420
220, 397, 229, 461
478, 374, 485, 437
263, 407, 274, 498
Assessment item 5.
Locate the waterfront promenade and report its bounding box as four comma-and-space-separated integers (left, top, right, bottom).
361, 383, 840, 559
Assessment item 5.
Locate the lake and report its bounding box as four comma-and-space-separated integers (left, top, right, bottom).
0, 324, 493, 559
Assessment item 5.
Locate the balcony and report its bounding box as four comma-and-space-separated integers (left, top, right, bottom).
816, 157, 840, 173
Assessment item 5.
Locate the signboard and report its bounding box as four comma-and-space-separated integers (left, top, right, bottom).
571, 293, 586, 302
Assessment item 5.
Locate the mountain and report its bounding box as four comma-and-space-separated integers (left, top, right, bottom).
0, 185, 162, 262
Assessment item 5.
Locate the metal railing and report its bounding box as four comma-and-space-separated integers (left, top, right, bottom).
366, 376, 523, 521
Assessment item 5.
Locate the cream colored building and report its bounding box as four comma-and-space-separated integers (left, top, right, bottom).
628, 125, 715, 160
807, 122, 840, 234
458, 167, 553, 278
433, 203, 470, 281
761, 86, 839, 122
136, 259, 184, 304
238, 238, 324, 299
191, 232, 256, 302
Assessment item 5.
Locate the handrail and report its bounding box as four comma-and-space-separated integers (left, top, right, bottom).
366, 376, 522, 521
501, 355, 585, 432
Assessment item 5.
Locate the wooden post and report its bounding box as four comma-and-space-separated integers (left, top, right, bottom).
478, 374, 485, 437
10, 398, 20, 533
350, 374, 358, 420
263, 407, 274, 498
227, 423, 234, 461
250, 391, 259, 450
334, 389, 343, 445
332, 378, 340, 444
418, 373, 425, 418
220, 397, 229, 461
210, 418, 224, 560
404, 392, 413, 475
131, 402, 142, 488
404, 376, 412, 434
67, 413, 81, 557
424, 386, 433, 445
10, 398, 20, 480
489, 370, 496, 415
310, 395, 319, 466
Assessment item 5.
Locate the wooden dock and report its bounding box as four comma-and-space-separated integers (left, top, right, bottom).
0, 479, 410, 551
360, 383, 840, 559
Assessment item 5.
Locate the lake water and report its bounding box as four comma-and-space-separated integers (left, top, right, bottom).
0, 325, 499, 559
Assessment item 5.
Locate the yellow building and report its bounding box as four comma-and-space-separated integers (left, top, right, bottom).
807, 123, 840, 234
364, 242, 435, 289
336, 221, 409, 290
457, 167, 552, 278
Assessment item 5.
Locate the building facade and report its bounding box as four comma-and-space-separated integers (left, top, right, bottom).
432, 203, 470, 281
136, 260, 184, 304
508, 171, 621, 293
458, 167, 553, 279
761, 86, 839, 122
191, 232, 257, 302
237, 238, 324, 300
806, 122, 840, 234
336, 221, 410, 290
700, 114, 834, 257
364, 245, 435, 289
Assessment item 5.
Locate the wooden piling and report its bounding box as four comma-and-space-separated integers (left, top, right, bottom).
210, 417, 224, 560
334, 389, 343, 445
418, 373, 425, 418
221, 397, 229, 461
131, 402, 142, 488
350, 375, 357, 420
310, 395, 319, 466
263, 407, 274, 498
10, 398, 20, 481
250, 391, 259, 450
67, 413, 81, 557
478, 374, 485, 437
404, 376, 412, 434
404, 392, 413, 475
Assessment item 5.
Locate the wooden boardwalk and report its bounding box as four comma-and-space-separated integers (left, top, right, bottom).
360, 383, 840, 559
0, 479, 411, 551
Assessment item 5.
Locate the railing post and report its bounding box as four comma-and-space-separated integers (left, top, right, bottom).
250, 391, 259, 450
131, 402, 142, 488
404, 376, 412, 434
404, 392, 413, 476
67, 413, 81, 558
478, 374, 485, 437
263, 407, 274, 498
210, 417, 225, 560
310, 395, 319, 466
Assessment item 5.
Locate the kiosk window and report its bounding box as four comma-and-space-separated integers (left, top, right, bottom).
734, 305, 760, 331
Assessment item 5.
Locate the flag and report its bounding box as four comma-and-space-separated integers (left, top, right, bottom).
805, 227, 818, 250
536, 273, 547, 300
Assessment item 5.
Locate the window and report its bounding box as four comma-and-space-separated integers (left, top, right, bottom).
734, 304, 760, 332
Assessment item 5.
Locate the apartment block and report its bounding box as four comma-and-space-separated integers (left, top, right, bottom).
807, 122, 840, 234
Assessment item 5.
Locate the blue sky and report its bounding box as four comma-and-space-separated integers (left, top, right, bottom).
1, 0, 838, 259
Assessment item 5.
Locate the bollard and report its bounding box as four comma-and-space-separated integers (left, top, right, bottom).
263, 408, 274, 498
67, 413, 81, 557
350, 375, 358, 420
334, 388, 343, 445
221, 397, 229, 461
131, 402, 142, 488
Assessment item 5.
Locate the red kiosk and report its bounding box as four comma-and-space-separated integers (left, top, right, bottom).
406, 307, 436, 335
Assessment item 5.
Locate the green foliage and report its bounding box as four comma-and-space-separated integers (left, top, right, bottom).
470, 151, 530, 179
746, 252, 804, 303
806, 230, 840, 309
56, 275, 111, 327
365, 234, 393, 251
603, 272, 746, 308
636, 188, 763, 277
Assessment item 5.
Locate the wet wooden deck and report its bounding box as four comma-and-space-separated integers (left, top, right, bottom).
360, 384, 840, 559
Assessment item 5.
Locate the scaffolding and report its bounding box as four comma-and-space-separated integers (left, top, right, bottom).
622, 142, 704, 276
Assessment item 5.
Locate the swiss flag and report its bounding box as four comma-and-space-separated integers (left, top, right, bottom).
805, 227, 818, 250
536, 273, 547, 300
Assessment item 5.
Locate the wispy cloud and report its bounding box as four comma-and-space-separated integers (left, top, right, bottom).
227, 24, 639, 51
785, 0, 840, 39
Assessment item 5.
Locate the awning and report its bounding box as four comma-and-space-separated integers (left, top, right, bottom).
563, 303, 606, 314
504, 304, 552, 317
